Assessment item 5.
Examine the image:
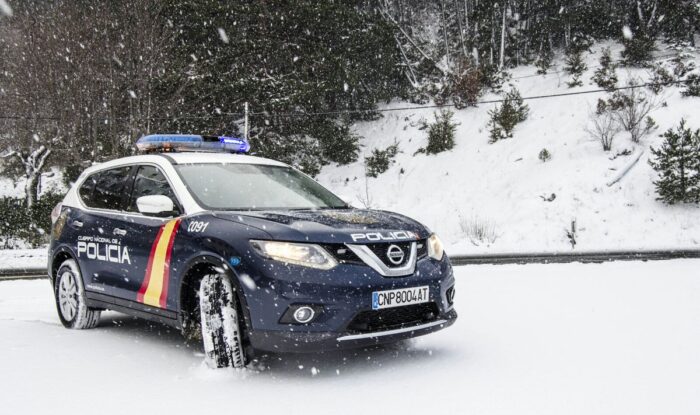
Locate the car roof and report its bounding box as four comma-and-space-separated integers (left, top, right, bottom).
163, 152, 286, 166
82, 152, 287, 175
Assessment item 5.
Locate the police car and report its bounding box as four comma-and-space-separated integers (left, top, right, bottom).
49, 134, 457, 368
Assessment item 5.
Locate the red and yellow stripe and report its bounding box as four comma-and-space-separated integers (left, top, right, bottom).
137, 219, 181, 308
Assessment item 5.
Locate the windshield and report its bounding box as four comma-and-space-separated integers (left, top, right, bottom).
175, 163, 348, 211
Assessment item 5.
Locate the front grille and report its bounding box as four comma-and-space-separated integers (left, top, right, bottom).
321, 244, 363, 265
347, 302, 440, 333
366, 242, 412, 267
323, 239, 427, 267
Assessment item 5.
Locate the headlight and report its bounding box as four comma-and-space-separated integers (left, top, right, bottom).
250, 240, 338, 270
427, 233, 445, 261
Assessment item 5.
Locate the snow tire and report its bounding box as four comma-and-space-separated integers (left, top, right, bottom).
54, 259, 101, 329
199, 273, 246, 369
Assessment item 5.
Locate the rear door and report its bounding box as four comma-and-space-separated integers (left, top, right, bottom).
73, 166, 134, 296
105, 164, 184, 309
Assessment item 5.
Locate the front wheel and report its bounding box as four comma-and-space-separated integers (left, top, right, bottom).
54, 259, 101, 329
199, 274, 246, 368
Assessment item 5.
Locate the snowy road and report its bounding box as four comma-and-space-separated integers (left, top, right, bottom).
1, 260, 699, 415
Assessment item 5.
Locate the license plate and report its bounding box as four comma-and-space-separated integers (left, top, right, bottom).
372, 286, 429, 310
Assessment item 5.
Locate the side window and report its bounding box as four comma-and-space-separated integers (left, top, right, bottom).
78, 174, 97, 207
128, 165, 181, 215
92, 167, 133, 210
79, 167, 131, 210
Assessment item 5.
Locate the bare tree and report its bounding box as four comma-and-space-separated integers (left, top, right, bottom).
498, 1, 507, 69
0, 0, 178, 202
607, 83, 660, 143
586, 109, 621, 151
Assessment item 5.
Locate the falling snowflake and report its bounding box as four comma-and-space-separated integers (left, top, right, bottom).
622, 25, 633, 40
0, 0, 12, 17
239, 273, 257, 290
128, 90, 137, 99
217, 28, 229, 44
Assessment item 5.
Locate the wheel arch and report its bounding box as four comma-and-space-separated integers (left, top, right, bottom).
177, 254, 253, 341
50, 246, 79, 286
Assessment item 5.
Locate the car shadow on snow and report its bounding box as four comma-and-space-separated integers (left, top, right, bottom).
96, 312, 201, 350
95, 312, 453, 378
252, 340, 449, 379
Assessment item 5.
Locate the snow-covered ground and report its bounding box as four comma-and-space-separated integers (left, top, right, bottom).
1, 259, 699, 414
0, 248, 46, 270
317, 42, 700, 255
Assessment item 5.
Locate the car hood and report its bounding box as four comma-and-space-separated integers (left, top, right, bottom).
213, 209, 430, 244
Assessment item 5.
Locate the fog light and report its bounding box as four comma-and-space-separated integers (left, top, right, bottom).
293, 306, 315, 324
280, 304, 322, 324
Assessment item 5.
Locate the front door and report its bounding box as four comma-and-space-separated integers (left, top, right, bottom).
105, 164, 184, 310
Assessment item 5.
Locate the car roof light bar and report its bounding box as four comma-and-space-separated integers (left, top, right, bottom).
135, 134, 250, 154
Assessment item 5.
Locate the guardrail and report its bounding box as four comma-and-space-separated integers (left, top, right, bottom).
0, 268, 48, 281
449, 250, 700, 265
1, 250, 699, 280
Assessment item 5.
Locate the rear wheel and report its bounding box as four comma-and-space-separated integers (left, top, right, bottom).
199, 273, 246, 368
54, 259, 101, 329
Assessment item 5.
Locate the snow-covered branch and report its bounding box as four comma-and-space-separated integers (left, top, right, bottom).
378, 1, 446, 76
4, 145, 53, 209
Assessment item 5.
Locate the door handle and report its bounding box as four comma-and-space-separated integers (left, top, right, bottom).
72, 220, 83, 228
113, 228, 127, 236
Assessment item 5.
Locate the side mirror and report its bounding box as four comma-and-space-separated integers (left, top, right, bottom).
136, 195, 175, 217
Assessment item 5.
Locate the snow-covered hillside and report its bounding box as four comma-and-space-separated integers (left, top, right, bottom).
318, 42, 700, 255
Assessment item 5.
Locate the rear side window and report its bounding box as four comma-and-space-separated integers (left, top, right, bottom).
127, 165, 181, 214
80, 167, 132, 210
78, 175, 97, 207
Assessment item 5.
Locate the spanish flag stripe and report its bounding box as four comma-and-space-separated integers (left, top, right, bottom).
138, 219, 181, 308
136, 224, 166, 303
158, 221, 180, 308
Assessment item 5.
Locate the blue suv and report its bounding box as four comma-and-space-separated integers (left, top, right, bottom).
49, 135, 456, 368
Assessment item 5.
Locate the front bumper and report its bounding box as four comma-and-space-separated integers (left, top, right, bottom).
249, 309, 457, 353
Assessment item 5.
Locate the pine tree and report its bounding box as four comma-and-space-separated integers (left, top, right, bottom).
648, 64, 674, 94
426, 110, 458, 154
648, 119, 700, 204
621, 31, 656, 67
365, 144, 399, 177
591, 47, 618, 90
681, 74, 700, 97
564, 48, 587, 88
487, 88, 529, 143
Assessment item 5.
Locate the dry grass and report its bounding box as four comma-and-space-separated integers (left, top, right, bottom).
459, 213, 498, 245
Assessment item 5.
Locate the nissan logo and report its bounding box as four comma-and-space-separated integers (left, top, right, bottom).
386, 244, 405, 265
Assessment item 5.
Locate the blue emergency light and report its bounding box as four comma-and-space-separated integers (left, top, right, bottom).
136, 134, 250, 154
